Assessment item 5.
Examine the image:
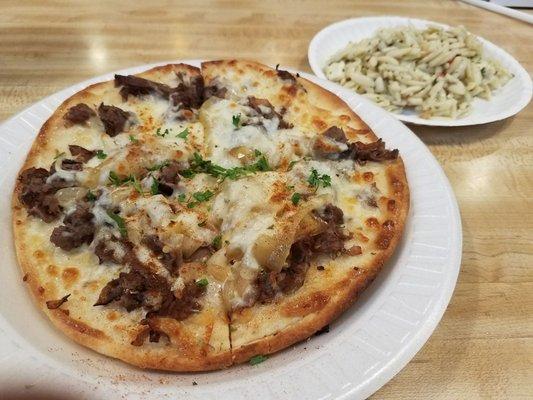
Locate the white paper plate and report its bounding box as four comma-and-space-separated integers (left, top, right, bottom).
0, 60, 462, 399
308, 16, 532, 126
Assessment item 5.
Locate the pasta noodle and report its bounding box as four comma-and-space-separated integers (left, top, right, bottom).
324, 25, 512, 119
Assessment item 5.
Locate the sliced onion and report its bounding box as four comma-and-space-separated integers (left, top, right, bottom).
56, 187, 87, 209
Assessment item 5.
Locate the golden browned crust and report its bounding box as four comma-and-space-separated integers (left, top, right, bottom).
12, 60, 409, 371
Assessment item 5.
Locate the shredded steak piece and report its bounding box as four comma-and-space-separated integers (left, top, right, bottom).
317, 126, 399, 163
246, 96, 293, 129
170, 75, 205, 110
94, 237, 132, 264
18, 167, 64, 222
322, 126, 347, 143
343, 139, 399, 163
60, 159, 83, 171
69, 145, 95, 163
316, 203, 344, 225
94, 271, 148, 311
142, 234, 182, 275
95, 269, 206, 322
276, 68, 297, 83
131, 321, 170, 346
46, 294, 70, 310
159, 161, 181, 185
114, 74, 172, 100
64, 103, 96, 124
151, 281, 206, 321
97, 103, 131, 137
256, 204, 349, 303
204, 84, 227, 99
50, 204, 95, 251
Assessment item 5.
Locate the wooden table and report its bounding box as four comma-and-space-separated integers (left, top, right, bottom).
1, 1, 531, 398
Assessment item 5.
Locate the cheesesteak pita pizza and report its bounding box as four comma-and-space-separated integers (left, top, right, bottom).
12, 60, 409, 371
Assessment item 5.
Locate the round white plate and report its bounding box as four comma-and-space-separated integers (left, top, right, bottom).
0, 60, 462, 399
308, 16, 532, 126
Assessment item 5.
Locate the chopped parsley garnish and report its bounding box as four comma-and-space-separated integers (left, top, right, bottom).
150, 178, 159, 195
156, 127, 171, 137
176, 128, 190, 140
53, 150, 65, 160
196, 278, 209, 288
109, 171, 144, 194
186, 190, 214, 208
212, 234, 222, 250
307, 168, 331, 189
131, 176, 143, 194
291, 192, 301, 205
86, 190, 97, 201
108, 171, 122, 186
192, 190, 214, 202
106, 210, 127, 237
129, 135, 138, 143
95, 150, 107, 159
177, 193, 187, 203
288, 160, 298, 171
146, 160, 170, 172
249, 355, 268, 366
232, 114, 241, 129
181, 152, 271, 181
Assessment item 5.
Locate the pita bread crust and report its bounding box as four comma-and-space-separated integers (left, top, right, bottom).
12, 63, 232, 372
205, 61, 409, 363
12, 60, 409, 371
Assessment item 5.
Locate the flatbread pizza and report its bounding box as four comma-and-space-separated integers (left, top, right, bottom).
12, 60, 409, 371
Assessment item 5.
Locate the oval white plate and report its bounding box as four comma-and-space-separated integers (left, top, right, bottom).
0, 60, 462, 399
309, 16, 532, 126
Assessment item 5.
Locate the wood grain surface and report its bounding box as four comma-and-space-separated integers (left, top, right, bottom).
1, 1, 531, 398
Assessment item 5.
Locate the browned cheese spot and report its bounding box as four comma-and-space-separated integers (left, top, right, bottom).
363, 172, 374, 182
62, 267, 80, 287
312, 117, 328, 131
47, 264, 58, 276
365, 217, 380, 229
376, 220, 395, 250
33, 250, 45, 260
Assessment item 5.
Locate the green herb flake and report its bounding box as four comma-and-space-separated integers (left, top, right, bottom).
232, 114, 241, 129
96, 150, 107, 159
106, 210, 127, 237
131, 176, 143, 194
150, 179, 159, 195
176, 128, 190, 140
288, 160, 298, 171
129, 135, 138, 143
155, 127, 171, 137
291, 192, 301, 205
181, 152, 271, 182
307, 168, 331, 189
108, 171, 122, 186
192, 190, 214, 203
196, 278, 209, 288
212, 234, 222, 250
249, 355, 268, 366
177, 193, 187, 203
86, 190, 97, 201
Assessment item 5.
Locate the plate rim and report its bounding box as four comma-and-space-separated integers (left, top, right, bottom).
0, 59, 463, 399
308, 15, 533, 127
